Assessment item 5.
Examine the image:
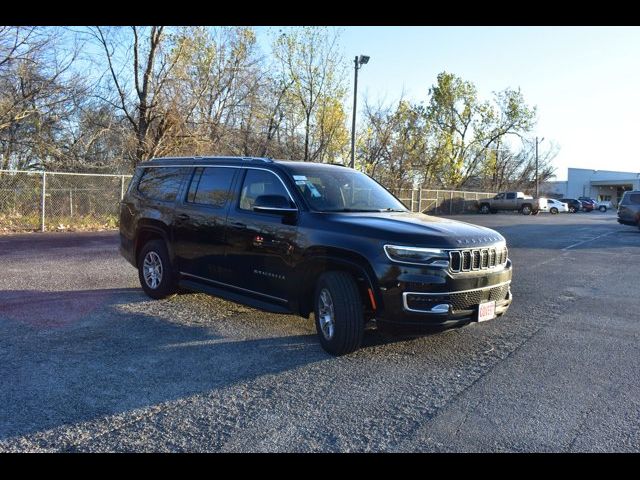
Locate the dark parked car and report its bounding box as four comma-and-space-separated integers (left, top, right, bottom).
560, 198, 582, 213
580, 200, 595, 212
578, 197, 597, 212
617, 191, 640, 229
119, 157, 513, 355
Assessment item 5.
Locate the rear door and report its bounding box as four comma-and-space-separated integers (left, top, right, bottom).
172, 166, 239, 281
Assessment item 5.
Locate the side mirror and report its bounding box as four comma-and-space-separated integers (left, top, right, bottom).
252, 195, 298, 215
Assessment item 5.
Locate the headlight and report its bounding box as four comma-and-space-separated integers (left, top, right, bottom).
383, 244, 449, 267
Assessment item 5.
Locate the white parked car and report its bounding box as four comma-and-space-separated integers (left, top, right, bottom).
539, 198, 569, 214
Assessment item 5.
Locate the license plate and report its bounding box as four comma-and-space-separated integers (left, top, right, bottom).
478, 301, 496, 322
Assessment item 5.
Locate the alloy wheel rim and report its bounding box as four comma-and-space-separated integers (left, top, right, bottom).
318, 288, 335, 340
143, 251, 163, 289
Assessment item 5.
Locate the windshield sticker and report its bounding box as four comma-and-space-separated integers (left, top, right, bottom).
307, 182, 322, 198
293, 175, 307, 181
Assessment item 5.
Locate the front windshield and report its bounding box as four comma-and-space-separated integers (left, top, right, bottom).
287, 166, 408, 212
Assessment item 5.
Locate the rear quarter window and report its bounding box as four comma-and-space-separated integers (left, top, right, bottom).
137, 167, 187, 202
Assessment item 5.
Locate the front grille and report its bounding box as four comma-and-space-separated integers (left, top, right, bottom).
405, 282, 511, 313
449, 245, 508, 273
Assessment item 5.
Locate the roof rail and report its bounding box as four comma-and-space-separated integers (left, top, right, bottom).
242, 157, 273, 163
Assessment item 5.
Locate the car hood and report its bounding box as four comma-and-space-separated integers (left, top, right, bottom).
326, 211, 505, 249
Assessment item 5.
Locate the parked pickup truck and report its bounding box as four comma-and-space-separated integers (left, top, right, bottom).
479, 192, 541, 215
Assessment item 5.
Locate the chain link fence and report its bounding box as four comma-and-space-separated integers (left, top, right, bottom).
394, 188, 496, 215
0, 170, 132, 232
0, 169, 496, 233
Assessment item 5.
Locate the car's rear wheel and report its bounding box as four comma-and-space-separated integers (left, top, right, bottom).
569, 206, 576, 213
314, 271, 364, 356
521, 204, 532, 215
479, 204, 490, 214
138, 239, 178, 300
599, 205, 607, 212
550, 207, 558, 214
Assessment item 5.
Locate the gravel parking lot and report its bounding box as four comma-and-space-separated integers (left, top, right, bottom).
1, 211, 639, 452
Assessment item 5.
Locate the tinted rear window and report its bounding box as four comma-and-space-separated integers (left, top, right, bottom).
186, 167, 236, 208
137, 167, 186, 202
623, 193, 640, 205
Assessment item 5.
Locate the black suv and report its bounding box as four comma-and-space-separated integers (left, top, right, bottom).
560, 198, 582, 213
119, 157, 513, 355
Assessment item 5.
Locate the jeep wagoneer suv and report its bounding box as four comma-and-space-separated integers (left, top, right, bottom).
119, 157, 513, 355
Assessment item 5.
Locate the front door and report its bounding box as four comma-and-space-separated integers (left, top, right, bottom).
172, 166, 238, 281
224, 168, 298, 304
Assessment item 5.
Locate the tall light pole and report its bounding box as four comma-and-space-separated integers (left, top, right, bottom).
535, 136, 544, 197
350, 54, 370, 169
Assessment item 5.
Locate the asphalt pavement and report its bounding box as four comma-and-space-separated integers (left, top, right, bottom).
0, 211, 638, 452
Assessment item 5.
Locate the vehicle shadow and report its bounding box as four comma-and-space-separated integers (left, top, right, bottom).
0, 287, 328, 442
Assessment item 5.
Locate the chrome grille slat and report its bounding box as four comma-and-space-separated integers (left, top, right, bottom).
448, 245, 508, 274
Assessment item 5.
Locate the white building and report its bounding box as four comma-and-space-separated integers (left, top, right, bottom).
543, 167, 640, 205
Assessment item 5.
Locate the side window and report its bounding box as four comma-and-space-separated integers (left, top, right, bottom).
494, 193, 505, 200
186, 167, 235, 208
629, 193, 640, 205
239, 169, 291, 211
137, 167, 186, 202
506, 192, 516, 200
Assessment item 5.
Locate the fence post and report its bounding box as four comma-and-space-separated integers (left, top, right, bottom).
435, 190, 439, 214
120, 175, 126, 200
41, 171, 46, 232
417, 188, 422, 213
450, 191, 453, 215
69, 189, 74, 217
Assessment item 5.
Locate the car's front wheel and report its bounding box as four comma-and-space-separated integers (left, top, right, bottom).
550, 207, 558, 214
569, 206, 577, 213
138, 239, 178, 300
599, 205, 607, 212
314, 271, 364, 356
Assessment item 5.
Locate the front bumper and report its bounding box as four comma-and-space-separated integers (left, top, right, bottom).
374, 259, 513, 327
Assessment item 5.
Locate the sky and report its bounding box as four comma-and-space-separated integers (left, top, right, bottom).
255, 26, 640, 181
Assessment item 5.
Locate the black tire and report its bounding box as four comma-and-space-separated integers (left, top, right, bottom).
479, 204, 491, 214
137, 239, 178, 300
599, 205, 607, 212
569, 206, 576, 213
314, 271, 364, 356
550, 207, 558, 214
521, 204, 532, 215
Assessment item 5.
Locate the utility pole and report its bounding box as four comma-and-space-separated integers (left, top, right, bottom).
350, 55, 369, 169
535, 136, 539, 198
350, 56, 358, 169
535, 136, 544, 197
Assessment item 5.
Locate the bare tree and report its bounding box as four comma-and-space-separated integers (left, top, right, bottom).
87, 26, 186, 167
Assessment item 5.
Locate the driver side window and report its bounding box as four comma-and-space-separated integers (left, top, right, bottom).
239, 169, 291, 211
